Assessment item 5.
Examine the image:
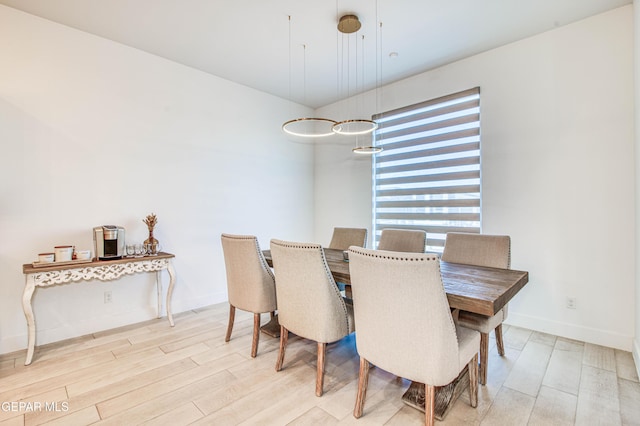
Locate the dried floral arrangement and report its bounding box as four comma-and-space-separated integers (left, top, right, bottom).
143, 213, 158, 232
143, 213, 159, 248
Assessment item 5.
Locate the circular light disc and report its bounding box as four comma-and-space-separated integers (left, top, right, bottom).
282, 118, 338, 138
332, 119, 378, 136
352, 146, 383, 154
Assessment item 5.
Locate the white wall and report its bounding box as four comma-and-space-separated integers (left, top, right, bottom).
313, 132, 374, 247
0, 6, 315, 355
315, 6, 636, 351
634, 0, 640, 377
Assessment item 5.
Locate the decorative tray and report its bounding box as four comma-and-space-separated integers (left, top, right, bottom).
31, 259, 95, 268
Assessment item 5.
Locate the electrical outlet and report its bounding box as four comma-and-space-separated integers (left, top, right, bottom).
566, 297, 576, 309
104, 291, 112, 304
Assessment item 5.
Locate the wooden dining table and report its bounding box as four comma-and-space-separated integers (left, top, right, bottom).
262, 247, 529, 419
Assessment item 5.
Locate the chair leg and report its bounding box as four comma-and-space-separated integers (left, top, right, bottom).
345, 284, 353, 299
275, 325, 288, 372
353, 357, 370, 418
468, 353, 479, 408
424, 384, 436, 426
250, 313, 260, 358
316, 342, 327, 397
224, 305, 235, 343
479, 332, 489, 385
495, 324, 505, 356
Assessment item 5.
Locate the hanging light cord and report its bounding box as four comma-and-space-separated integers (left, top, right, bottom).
282, 15, 336, 137
288, 16, 292, 108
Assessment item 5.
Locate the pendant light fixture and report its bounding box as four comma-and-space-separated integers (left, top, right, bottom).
353, 18, 383, 154
281, 10, 382, 149
282, 116, 337, 138
282, 16, 337, 138
332, 14, 378, 137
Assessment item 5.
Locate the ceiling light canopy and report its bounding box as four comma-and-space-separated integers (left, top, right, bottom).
337, 14, 361, 33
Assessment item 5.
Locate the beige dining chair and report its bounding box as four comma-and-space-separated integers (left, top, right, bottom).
328, 227, 368, 250
329, 227, 367, 297
377, 228, 426, 253
270, 238, 355, 396
220, 234, 277, 358
348, 246, 480, 426
441, 232, 511, 385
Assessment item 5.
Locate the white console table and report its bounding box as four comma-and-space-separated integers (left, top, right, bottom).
22, 252, 176, 365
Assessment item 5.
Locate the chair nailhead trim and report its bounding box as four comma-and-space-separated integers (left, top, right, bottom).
349, 247, 439, 262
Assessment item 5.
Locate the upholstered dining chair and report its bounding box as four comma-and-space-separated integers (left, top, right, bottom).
329, 227, 367, 297
441, 232, 511, 385
328, 227, 368, 250
377, 228, 426, 253
220, 234, 277, 358
348, 246, 480, 426
270, 238, 355, 396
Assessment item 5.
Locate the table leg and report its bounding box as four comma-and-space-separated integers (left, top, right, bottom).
166, 260, 176, 327
401, 368, 469, 420
156, 271, 162, 319
22, 277, 37, 366
260, 312, 280, 338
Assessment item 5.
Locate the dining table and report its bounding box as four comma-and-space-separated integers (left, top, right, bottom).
262, 247, 529, 419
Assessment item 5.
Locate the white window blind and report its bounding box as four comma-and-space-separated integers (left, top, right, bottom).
372, 87, 481, 252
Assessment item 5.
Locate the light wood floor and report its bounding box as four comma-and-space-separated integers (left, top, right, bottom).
1, 303, 639, 425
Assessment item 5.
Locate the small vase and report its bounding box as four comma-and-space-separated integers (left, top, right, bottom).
144, 231, 159, 255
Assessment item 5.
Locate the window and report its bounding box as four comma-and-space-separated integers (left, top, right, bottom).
372, 87, 481, 252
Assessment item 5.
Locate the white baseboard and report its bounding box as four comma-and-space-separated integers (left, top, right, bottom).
506, 312, 633, 352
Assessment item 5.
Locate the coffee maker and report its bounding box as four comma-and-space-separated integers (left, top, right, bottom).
93, 225, 125, 260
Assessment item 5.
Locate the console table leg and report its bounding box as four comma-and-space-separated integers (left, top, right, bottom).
166, 261, 176, 327
156, 271, 162, 319
22, 277, 37, 366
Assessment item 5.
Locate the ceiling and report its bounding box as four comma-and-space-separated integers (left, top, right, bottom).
0, 0, 631, 109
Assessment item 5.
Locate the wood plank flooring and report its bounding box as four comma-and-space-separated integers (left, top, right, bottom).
1, 303, 638, 425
